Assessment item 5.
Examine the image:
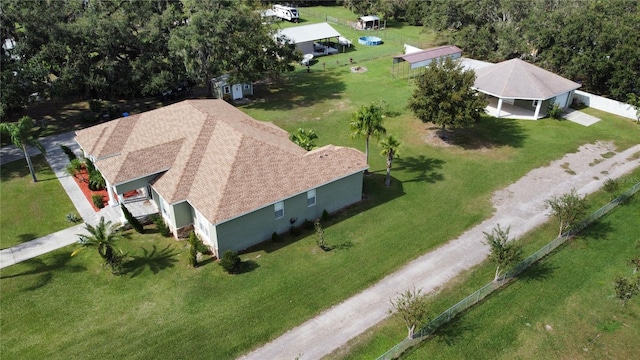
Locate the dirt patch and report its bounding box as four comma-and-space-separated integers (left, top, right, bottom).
350, 66, 368, 73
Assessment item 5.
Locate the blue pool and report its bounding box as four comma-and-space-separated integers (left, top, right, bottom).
358, 36, 382, 46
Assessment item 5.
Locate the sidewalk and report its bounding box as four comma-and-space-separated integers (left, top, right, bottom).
0, 132, 123, 269
239, 144, 640, 360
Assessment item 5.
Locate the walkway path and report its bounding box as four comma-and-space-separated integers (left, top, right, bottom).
0, 132, 132, 269
239, 143, 640, 360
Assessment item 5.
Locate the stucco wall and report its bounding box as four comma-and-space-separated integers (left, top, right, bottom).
215, 172, 364, 254
573, 90, 637, 120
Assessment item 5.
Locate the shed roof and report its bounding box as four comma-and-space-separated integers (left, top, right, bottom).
393, 45, 463, 64
276, 22, 341, 44
473, 58, 581, 100
359, 15, 379, 22
75, 100, 367, 225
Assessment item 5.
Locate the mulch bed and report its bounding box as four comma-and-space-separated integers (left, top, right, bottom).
71, 169, 107, 212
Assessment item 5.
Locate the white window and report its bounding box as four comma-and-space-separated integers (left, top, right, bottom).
161, 199, 170, 218
532, 100, 540, 108
307, 189, 316, 207
274, 201, 284, 219
223, 85, 230, 94
243, 83, 251, 90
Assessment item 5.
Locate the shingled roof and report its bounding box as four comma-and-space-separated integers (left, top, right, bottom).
473, 58, 580, 100
75, 100, 368, 224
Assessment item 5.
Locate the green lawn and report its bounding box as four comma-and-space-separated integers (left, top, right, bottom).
328, 169, 640, 360
1, 6, 640, 360
0, 155, 78, 249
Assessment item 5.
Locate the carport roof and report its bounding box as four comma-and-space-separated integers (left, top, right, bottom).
393, 45, 462, 64
276, 22, 341, 44
474, 58, 581, 100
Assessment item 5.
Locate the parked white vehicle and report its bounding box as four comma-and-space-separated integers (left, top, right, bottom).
273, 4, 299, 22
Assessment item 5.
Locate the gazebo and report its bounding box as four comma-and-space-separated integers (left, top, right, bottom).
356, 15, 380, 30
473, 58, 581, 119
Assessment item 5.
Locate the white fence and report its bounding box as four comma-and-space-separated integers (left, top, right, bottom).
573, 90, 637, 120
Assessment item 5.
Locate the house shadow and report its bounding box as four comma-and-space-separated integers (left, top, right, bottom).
394, 155, 445, 184
447, 117, 527, 150
243, 70, 346, 111
121, 244, 179, 278
246, 173, 405, 255
0, 252, 85, 291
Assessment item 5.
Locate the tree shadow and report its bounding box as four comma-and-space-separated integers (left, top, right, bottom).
0, 252, 85, 290
578, 219, 615, 241
448, 117, 528, 150
394, 155, 445, 183
431, 316, 477, 346
237, 260, 259, 274
121, 244, 179, 278
244, 71, 346, 111
517, 260, 556, 283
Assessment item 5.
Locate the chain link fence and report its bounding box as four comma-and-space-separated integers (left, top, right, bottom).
377, 180, 640, 360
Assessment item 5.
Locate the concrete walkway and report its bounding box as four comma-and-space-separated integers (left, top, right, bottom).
0, 132, 138, 269
563, 108, 601, 126
239, 144, 640, 360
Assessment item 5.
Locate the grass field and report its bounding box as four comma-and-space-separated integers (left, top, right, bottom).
0, 155, 78, 249
328, 169, 640, 359
1, 5, 640, 360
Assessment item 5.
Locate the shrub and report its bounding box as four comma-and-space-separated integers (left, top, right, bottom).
548, 103, 563, 120
88, 170, 106, 191
302, 219, 315, 230
315, 220, 331, 251
188, 231, 199, 268
121, 203, 144, 233
92, 194, 104, 209
151, 214, 171, 237
272, 231, 280, 242
60, 145, 77, 162
219, 250, 241, 274
321, 209, 330, 223
65, 212, 81, 223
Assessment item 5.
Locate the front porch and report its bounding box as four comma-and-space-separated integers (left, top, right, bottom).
98, 197, 158, 224
484, 97, 542, 120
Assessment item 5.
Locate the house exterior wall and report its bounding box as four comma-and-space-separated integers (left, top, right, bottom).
214, 172, 364, 254
513, 98, 552, 117
114, 174, 158, 194
173, 201, 193, 229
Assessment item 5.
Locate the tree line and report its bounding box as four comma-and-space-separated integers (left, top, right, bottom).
0, 0, 299, 119
342, 0, 640, 102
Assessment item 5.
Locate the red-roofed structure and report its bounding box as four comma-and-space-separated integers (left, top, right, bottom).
392, 45, 463, 78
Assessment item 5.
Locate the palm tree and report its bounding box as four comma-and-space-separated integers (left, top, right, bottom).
350, 101, 387, 164
379, 134, 401, 187
289, 128, 318, 151
72, 217, 123, 274
0, 116, 46, 182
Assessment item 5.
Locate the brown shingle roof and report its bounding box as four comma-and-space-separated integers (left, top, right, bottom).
75, 100, 368, 224
473, 58, 581, 100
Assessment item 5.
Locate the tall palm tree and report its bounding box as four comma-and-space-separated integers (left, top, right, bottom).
379, 134, 401, 187
289, 128, 318, 151
72, 217, 123, 274
350, 101, 387, 164
0, 116, 46, 182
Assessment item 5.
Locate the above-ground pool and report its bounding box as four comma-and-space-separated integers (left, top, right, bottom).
358, 36, 382, 46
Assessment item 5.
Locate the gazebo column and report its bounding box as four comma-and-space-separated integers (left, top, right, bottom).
533, 100, 542, 119
496, 98, 503, 118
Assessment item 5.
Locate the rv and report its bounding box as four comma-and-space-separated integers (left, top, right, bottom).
273, 4, 299, 22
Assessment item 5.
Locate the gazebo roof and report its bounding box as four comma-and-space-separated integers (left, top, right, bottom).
473, 58, 580, 100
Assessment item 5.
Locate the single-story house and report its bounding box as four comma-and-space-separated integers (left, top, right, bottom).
75, 100, 368, 256
472, 58, 581, 119
392, 45, 463, 79
211, 75, 253, 101
276, 22, 342, 56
